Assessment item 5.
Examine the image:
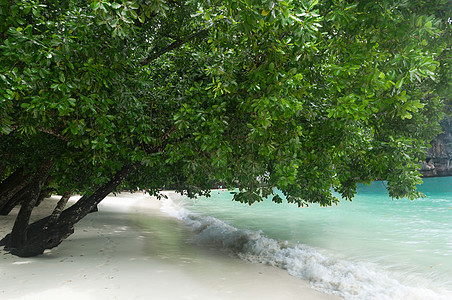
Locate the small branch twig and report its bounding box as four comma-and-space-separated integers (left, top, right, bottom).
140, 28, 210, 65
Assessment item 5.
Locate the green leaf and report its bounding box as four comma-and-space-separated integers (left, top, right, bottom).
395, 77, 404, 89
309, 0, 319, 10
68, 98, 76, 106
272, 194, 283, 203
269, 62, 274, 72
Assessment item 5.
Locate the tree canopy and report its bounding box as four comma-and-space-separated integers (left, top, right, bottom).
0, 0, 450, 256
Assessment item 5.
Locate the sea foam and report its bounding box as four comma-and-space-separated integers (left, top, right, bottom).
160, 193, 452, 300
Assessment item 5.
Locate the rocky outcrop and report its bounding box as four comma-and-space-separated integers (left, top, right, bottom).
420, 117, 452, 177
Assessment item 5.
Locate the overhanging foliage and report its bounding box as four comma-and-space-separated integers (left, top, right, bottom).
0, 0, 450, 256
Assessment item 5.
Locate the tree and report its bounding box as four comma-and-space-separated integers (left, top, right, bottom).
0, 0, 449, 256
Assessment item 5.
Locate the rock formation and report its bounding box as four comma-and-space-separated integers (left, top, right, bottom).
420, 117, 452, 177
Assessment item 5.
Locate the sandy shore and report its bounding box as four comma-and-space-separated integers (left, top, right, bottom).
0, 192, 340, 300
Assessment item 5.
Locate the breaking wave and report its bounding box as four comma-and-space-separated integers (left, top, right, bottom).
160, 193, 452, 300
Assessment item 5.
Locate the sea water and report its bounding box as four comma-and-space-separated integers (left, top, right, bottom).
161, 177, 452, 299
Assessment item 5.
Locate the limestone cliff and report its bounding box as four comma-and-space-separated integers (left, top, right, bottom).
420, 117, 452, 177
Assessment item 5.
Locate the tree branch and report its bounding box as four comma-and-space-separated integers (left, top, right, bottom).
37, 127, 68, 141
45, 191, 72, 227
140, 28, 210, 66
3, 125, 68, 141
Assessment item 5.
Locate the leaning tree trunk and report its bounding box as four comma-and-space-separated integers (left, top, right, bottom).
35, 187, 56, 207
0, 170, 55, 215
7, 160, 53, 250
45, 191, 72, 227
0, 184, 31, 215
1, 164, 139, 257
35, 175, 55, 207
0, 167, 33, 214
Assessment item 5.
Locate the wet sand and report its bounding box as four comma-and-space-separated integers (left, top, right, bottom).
0, 192, 341, 300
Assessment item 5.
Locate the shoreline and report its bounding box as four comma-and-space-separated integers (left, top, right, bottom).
0, 192, 341, 300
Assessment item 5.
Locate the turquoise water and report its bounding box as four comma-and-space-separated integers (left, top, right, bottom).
162, 177, 452, 299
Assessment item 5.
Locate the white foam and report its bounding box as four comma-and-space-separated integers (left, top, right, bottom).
160, 195, 452, 300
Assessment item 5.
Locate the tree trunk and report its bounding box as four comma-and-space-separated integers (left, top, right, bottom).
0, 172, 55, 215
35, 175, 55, 207
45, 191, 72, 227
8, 160, 53, 250
0, 166, 25, 194
0, 184, 30, 215
0, 167, 32, 213
89, 204, 98, 213
1, 164, 139, 257
35, 187, 55, 207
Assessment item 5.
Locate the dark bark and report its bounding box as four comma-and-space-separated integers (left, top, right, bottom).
0, 172, 55, 215
35, 176, 55, 207
0, 167, 25, 193
0, 184, 30, 215
89, 204, 98, 213
35, 187, 56, 207
0, 167, 32, 212
8, 160, 53, 250
45, 191, 72, 227
59, 164, 138, 224
2, 164, 139, 257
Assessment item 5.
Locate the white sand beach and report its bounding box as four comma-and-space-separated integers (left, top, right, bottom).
0, 192, 341, 300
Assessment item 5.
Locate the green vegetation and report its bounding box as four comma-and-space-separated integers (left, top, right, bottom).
0, 0, 450, 256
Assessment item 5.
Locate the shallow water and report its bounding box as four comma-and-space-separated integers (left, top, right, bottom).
161, 177, 452, 299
